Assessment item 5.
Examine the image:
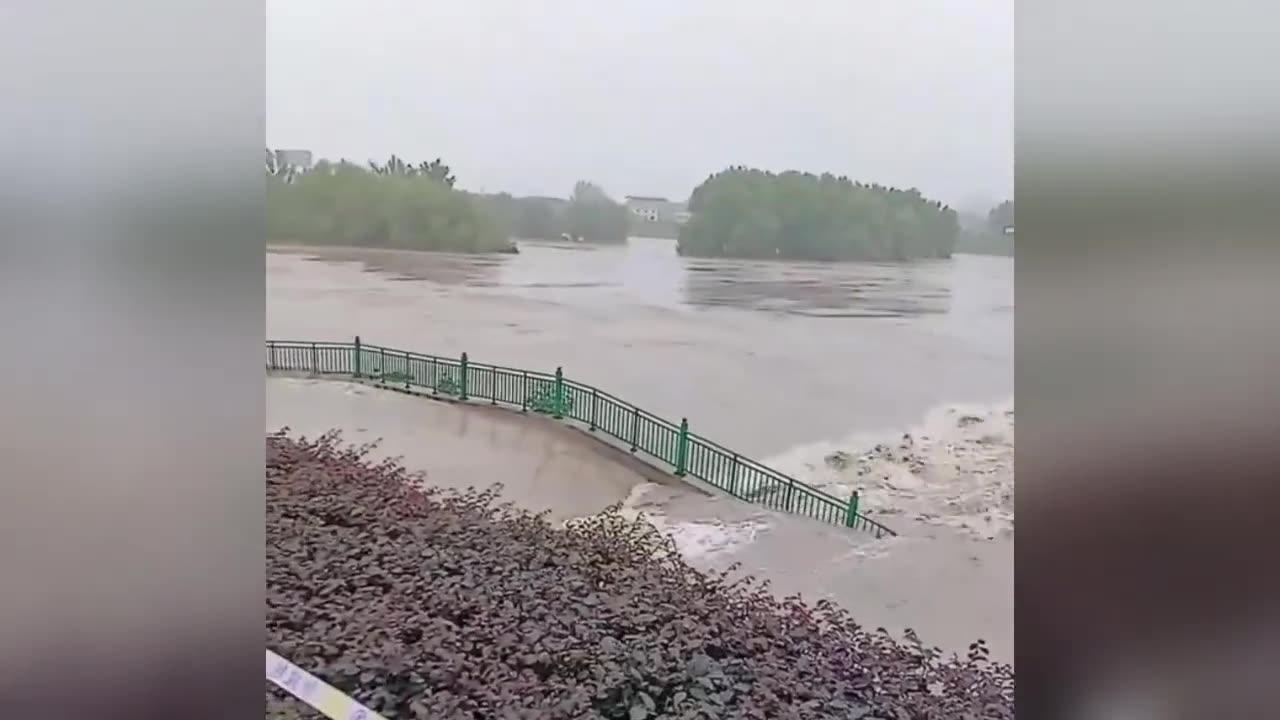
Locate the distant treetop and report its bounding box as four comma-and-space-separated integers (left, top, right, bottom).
679, 167, 959, 261
987, 199, 1014, 233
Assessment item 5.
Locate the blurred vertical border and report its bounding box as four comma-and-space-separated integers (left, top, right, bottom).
0, 1, 264, 717
1017, 0, 1280, 717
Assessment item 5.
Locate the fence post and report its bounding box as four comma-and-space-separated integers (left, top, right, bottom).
844, 491, 860, 528
403, 351, 412, 389
267, 342, 277, 371
785, 478, 796, 512
353, 336, 361, 378
521, 371, 529, 412
589, 388, 598, 431
553, 367, 565, 419
675, 418, 689, 477
729, 454, 740, 496
311, 342, 319, 374
377, 346, 386, 383
459, 352, 469, 401
629, 406, 640, 452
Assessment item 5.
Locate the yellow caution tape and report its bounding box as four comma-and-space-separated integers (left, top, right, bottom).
266, 649, 389, 720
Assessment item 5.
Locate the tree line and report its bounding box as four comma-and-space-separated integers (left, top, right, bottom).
955, 199, 1014, 256
268, 151, 993, 261
268, 151, 628, 251
476, 181, 628, 244
267, 153, 510, 253
678, 167, 960, 261
987, 199, 1014, 233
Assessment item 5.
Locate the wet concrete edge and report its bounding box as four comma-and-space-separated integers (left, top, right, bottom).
266, 371, 711, 498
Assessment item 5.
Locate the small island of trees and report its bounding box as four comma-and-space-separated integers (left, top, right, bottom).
267, 152, 510, 253
677, 167, 960, 261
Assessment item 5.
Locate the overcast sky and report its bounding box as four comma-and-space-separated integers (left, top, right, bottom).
267, 0, 1011, 211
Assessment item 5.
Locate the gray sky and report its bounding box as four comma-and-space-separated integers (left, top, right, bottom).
267, 0, 1011, 210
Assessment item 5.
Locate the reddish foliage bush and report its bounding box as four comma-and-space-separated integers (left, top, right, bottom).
266, 431, 1013, 719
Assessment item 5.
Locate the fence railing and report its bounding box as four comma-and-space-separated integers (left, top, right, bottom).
265, 337, 895, 538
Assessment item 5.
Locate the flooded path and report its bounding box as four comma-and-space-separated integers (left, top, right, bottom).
268, 376, 1012, 661
268, 239, 1011, 457
268, 377, 655, 522
267, 239, 1014, 659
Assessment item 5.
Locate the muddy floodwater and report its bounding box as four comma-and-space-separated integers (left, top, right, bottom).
267, 238, 1014, 660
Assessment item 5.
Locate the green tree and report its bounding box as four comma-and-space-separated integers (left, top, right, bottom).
473, 184, 627, 244
678, 167, 959, 261
563, 181, 629, 243
987, 199, 1014, 233
268, 159, 507, 253
517, 197, 559, 239
417, 158, 456, 187
364, 155, 456, 187
473, 193, 568, 241
265, 148, 302, 184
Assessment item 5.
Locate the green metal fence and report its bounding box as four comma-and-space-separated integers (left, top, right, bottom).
266, 337, 895, 538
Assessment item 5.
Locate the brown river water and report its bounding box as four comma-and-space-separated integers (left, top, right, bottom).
266, 238, 1014, 660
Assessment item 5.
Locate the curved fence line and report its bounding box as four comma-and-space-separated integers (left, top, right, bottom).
265, 337, 896, 538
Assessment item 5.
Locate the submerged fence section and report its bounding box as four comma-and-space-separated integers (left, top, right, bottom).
266, 337, 895, 538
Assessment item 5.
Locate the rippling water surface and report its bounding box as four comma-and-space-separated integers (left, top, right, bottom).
267, 238, 1015, 658
269, 238, 1011, 449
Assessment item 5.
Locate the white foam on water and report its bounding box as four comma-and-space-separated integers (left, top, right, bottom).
765, 399, 1014, 539
661, 519, 768, 559
564, 482, 769, 559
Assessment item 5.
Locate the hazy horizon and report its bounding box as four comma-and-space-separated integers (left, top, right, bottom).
267, 0, 1012, 212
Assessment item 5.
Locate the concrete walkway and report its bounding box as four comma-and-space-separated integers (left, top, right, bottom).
267, 376, 686, 522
